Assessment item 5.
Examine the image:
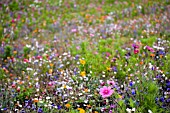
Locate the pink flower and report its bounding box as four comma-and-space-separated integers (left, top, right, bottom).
11, 19, 15, 23
71, 29, 77, 33
134, 49, 139, 54
90, 34, 95, 37
146, 46, 155, 52
36, 56, 42, 59
23, 59, 29, 63
107, 80, 115, 86
83, 29, 88, 33
76, 46, 80, 50
99, 86, 114, 98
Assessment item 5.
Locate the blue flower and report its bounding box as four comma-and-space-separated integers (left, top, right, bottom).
160, 97, 165, 102
131, 89, 136, 95
38, 108, 43, 113
57, 105, 62, 110
129, 82, 133, 86
3, 108, 7, 111
166, 98, 170, 103
166, 81, 170, 87
158, 50, 165, 55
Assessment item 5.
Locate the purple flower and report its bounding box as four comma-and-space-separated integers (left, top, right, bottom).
112, 66, 117, 72
132, 44, 139, 49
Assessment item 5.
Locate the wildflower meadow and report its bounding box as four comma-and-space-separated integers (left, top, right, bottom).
0, 0, 170, 113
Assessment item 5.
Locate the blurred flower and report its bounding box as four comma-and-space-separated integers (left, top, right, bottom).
134, 49, 139, 54
146, 46, 155, 52
57, 105, 62, 109
65, 103, 71, 108
107, 80, 115, 86
99, 86, 114, 98
148, 109, 153, 113
77, 108, 85, 113
106, 67, 111, 71
80, 59, 86, 65
131, 89, 136, 95
80, 71, 86, 77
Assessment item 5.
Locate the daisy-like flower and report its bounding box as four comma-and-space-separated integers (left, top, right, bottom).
80, 59, 86, 65
99, 86, 114, 98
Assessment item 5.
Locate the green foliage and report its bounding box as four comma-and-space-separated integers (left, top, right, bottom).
140, 36, 157, 46
135, 78, 161, 112
0, 69, 6, 80
4, 45, 13, 59
23, 46, 31, 58
80, 41, 89, 54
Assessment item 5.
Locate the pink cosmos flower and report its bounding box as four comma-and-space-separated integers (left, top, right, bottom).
99, 86, 114, 98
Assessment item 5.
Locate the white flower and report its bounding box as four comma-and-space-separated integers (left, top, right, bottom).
63, 52, 68, 56
26, 44, 31, 48
148, 109, 153, 113
46, 97, 51, 100
126, 108, 132, 113
132, 108, 135, 112
26, 68, 33, 71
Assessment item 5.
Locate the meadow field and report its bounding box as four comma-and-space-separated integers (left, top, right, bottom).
0, 0, 170, 113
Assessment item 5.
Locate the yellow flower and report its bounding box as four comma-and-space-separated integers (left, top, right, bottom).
77, 108, 81, 110
65, 103, 71, 108
77, 108, 85, 113
80, 59, 86, 65
49, 69, 53, 74
94, 111, 98, 113
13, 51, 17, 54
63, 85, 67, 89
118, 95, 122, 99
80, 71, 86, 77
80, 109, 85, 113
106, 67, 111, 71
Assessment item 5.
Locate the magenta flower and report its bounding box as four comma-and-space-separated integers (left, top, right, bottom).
146, 46, 155, 52
23, 59, 29, 63
134, 49, 139, 54
99, 86, 114, 98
